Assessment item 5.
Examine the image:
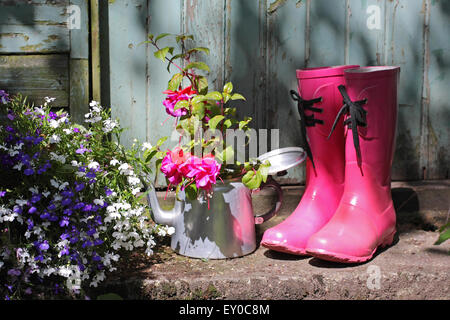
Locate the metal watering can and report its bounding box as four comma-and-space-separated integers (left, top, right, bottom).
147, 147, 306, 259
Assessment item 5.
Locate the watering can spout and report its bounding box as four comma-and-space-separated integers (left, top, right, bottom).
146, 184, 183, 227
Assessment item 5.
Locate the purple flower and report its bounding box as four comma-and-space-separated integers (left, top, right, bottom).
0, 90, 10, 104
28, 206, 37, 214
7, 113, 14, 121
61, 198, 72, 206
73, 128, 80, 133
105, 188, 113, 196
74, 182, 85, 192
59, 246, 69, 256
30, 194, 41, 203
0, 191, 6, 197
83, 204, 93, 212
39, 241, 49, 251
63, 208, 73, 216
86, 171, 96, 179
26, 218, 34, 230
24, 288, 32, 295
76, 145, 89, 154
73, 202, 84, 210
94, 239, 104, 246
24, 168, 34, 176
7, 269, 21, 277
59, 216, 69, 227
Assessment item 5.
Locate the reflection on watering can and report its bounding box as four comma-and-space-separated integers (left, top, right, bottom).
147, 177, 282, 259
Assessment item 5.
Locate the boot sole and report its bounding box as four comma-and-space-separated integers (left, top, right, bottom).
305, 230, 396, 263
260, 240, 309, 256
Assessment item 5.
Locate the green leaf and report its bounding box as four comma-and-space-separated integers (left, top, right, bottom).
223, 93, 231, 104
192, 102, 205, 119
148, 33, 154, 40
176, 34, 194, 43
174, 100, 189, 111
217, 145, 234, 164
154, 47, 173, 62
195, 76, 208, 95
97, 293, 123, 300
231, 93, 246, 101
167, 73, 184, 91
187, 47, 210, 55
155, 33, 171, 42
258, 161, 271, 183
157, 136, 168, 147
208, 115, 225, 130
204, 91, 223, 101
239, 117, 252, 130
184, 61, 210, 72
434, 222, 450, 245
191, 95, 206, 105
242, 170, 262, 190
145, 149, 158, 163
223, 82, 233, 94
185, 184, 198, 200
223, 119, 232, 129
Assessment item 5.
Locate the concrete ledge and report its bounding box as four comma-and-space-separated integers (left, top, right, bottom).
97, 180, 450, 300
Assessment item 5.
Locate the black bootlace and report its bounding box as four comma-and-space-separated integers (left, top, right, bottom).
328, 85, 368, 167
290, 90, 323, 170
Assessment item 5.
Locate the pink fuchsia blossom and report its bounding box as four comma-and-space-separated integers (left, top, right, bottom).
162, 86, 196, 117
193, 154, 221, 191
160, 149, 222, 192
160, 147, 191, 185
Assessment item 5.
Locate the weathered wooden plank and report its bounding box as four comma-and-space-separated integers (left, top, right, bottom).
69, 0, 89, 60
108, 0, 151, 147
90, 0, 101, 102
385, 0, 424, 181
0, 0, 70, 53
348, 0, 385, 66
308, 0, 347, 67
266, 0, 308, 184
69, 58, 89, 123
427, 0, 449, 179
184, 0, 225, 91
0, 54, 69, 106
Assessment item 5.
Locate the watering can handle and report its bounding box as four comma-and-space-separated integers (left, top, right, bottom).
253, 176, 283, 225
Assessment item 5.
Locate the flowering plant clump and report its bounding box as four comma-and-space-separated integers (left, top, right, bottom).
144, 33, 271, 201
0, 93, 171, 299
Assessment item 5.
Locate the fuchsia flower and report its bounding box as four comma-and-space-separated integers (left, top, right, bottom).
160, 148, 221, 192
193, 154, 221, 191
162, 86, 196, 117
160, 147, 190, 185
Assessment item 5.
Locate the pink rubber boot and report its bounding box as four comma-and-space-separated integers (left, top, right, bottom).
306, 66, 400, 263
261, 65, 360, 255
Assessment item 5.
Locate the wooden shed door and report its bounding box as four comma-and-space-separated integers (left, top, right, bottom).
0, 0, 89, 123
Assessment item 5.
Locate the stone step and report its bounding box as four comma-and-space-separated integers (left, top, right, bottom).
95, 180, 450, 300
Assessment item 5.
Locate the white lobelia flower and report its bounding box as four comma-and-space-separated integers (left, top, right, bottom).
110, 159, 120, 166
102, 119, 118, 133
49, 134, 61, 144
49, 119, 60, 128
44, 97, 56, 104
88, 161, 100, 170
63, 128, 72, 135
141, 142, 152, 151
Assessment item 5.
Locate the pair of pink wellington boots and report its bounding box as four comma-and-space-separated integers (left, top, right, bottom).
261, 65, 400, 263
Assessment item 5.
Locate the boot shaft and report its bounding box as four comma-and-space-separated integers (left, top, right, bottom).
343, 66, 400, 187
296, 65, 359, 185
